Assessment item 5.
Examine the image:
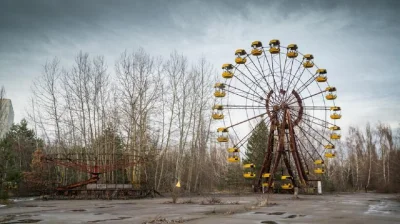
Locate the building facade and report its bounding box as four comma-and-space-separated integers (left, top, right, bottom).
0, 99, 14, 139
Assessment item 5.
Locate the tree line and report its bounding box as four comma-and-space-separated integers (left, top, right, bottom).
0, 49, 399, 198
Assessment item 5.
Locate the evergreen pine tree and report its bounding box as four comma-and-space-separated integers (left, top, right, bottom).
243, 120, 269, 170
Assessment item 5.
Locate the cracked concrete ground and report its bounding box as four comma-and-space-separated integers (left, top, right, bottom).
1, 193, 399, 223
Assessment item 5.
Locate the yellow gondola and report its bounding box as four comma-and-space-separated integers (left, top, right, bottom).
243, 163, 255, 169
262, 173, 271, 178
217, 127, 228, 142
222, 63, 234, 78
281, 175, 291, 180
235, 49, 247, 64
269, 39, 280, 54
326, 94, 337, 100
281, 183, 294, 190
330, 133, 341, 140
325, 152, 336, 158
314, 168, 325, 174
303, 54, 314, 68
222, 63, 233, 70
222, 70, 233, 78
235, 49, 247, 56
214, 91, 225, 97
212, 113, 224, 120
329, 125, 341, 131
251, 40, 263, 48
251, 49, 262, 56
262, 182, 274, 188
315, 68, 327, 82
326, 86, 337, 92
314, 159, 324, 165
325, 144, 335, 149
228, 156, 240, 162
287, 44, 298, 58
212, 104, 224, 120
330, 106, 341, 119
251, 40, 263, 56
235, 57, 247, 64
214, 82, 226, 97
243, 172, 256, 178
217, 136, 228, 142
227, 147, 239, 153
325, 86, 337, 100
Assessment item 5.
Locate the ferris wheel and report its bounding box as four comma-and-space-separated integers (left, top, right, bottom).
212, 39, 341, 191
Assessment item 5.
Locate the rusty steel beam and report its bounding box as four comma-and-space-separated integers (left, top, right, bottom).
287, 111, 308, 184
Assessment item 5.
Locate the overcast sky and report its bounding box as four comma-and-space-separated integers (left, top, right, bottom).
0, 0, 399, 132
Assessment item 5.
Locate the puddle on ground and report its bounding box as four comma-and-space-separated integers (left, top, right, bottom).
3, 219, 42, 223
87, 217, 131, 223
71, 209, 87, 212
23, 205, 55, 208
97, 206, 113, 208
268, 212, 286, 215
285, 214, 297, 218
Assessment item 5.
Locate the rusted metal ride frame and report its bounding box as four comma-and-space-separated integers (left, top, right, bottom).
255, 90, 308, 192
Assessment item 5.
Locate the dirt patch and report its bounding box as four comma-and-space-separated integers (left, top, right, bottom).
260, 221, 278, 224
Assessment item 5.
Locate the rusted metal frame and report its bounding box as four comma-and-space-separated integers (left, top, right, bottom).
255, 122, 276, 191
267, 112, 286, 193
281, 152, 296, 187
287, 111, 308, 184
291, 90, 303, 126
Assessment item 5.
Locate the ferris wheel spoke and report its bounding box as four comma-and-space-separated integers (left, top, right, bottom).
290, 105, 330, 110
298, 90, 327, 101
284, 67, 306, 102
283, 59, 303, 99
227, 112, 268, 129
297, 124, 328, 150
289, 107, 335, 127
233, 117, 271, 149
297, 119, 333, 145
280, 54, 288, 91
226, 77, 265, 100
255, 56, 274, 93
294, 131, 324, 162
226, 85, 265, 102
295, 68, 320, 95
289, 131, 311, 173
235, 66, 268, 96
223, 105, 267, 109
261, 48, 279, 91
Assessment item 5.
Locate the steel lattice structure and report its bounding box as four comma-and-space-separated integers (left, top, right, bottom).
212, 39, 341, 192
